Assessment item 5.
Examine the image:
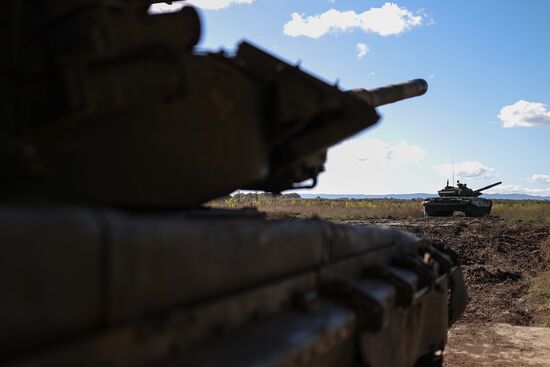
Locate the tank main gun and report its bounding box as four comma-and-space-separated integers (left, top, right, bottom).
473, 181, 502, 196
348, 79, 428, 107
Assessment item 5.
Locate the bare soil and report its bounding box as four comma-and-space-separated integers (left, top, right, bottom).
444, 323, 550, 367
350, 216, 550, 325
347, 216, 550, 366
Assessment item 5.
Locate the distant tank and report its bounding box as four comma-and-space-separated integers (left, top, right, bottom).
423, 181, 502, 217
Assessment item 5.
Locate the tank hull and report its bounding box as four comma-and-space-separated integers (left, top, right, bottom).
0, 205, 467, 367
422, 197, 493, 217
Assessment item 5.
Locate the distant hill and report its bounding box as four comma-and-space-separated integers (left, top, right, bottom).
481, 193, 550, 200
299, 193, 550, 201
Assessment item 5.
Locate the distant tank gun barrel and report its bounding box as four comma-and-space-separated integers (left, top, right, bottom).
474, 181, 502, 193
349, 79, 428, 107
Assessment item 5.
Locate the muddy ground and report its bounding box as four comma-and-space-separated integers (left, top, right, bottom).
354, 216, 550, 325
350, 216, 550, 366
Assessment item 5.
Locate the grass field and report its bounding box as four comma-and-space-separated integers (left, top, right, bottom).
210, 194, 550, 223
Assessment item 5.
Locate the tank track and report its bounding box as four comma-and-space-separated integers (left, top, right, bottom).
424, 207, 454, 217
0, 206, 467, 367
464, 205, 491, 217
423, 198, 492, 218
424, 206, 492, 217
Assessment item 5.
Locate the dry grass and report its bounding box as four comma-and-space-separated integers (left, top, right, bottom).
210, 195, 550, 222
210, 196, 425, 220
526, 237, 550, 326
541, 237, 550, 266
492, 200, 550, 223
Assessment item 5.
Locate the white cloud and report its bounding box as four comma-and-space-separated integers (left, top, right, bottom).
434, 161, 498, 180
149, 2, 185, 13
283, 3, 423, 38
526, 174, 550, 184
485, 184, 550, 196
498, 100, 550, 128
329, 137, 426, 168
308, 136, 427, 194
356, 43, 369, 59
368, 71, 376, 76
149, 0, 254, 13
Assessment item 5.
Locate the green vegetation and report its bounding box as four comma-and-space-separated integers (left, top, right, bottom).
210, 194, 550, 223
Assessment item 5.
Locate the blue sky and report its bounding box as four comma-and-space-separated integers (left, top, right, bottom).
152, 1, 550, 195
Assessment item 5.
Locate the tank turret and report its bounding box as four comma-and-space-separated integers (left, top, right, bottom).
247, 79, 427, 193
1, 3, 427, 207
437, 181, 502, 198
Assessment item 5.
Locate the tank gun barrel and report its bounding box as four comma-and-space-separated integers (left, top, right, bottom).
474, 181, 502, 193
349, 79, 428, 107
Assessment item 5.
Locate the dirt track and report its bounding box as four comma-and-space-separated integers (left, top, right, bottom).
350, 216, 550, 366
445, 323, 550, 367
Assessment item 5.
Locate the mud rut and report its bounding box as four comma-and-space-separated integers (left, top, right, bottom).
347, 216, 550, 366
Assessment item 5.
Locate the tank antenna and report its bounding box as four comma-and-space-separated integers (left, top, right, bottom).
452, 153, 455, 187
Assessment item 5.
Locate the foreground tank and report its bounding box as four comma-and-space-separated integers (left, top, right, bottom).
423, 181, 502, 217
1, 1, 466, 366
